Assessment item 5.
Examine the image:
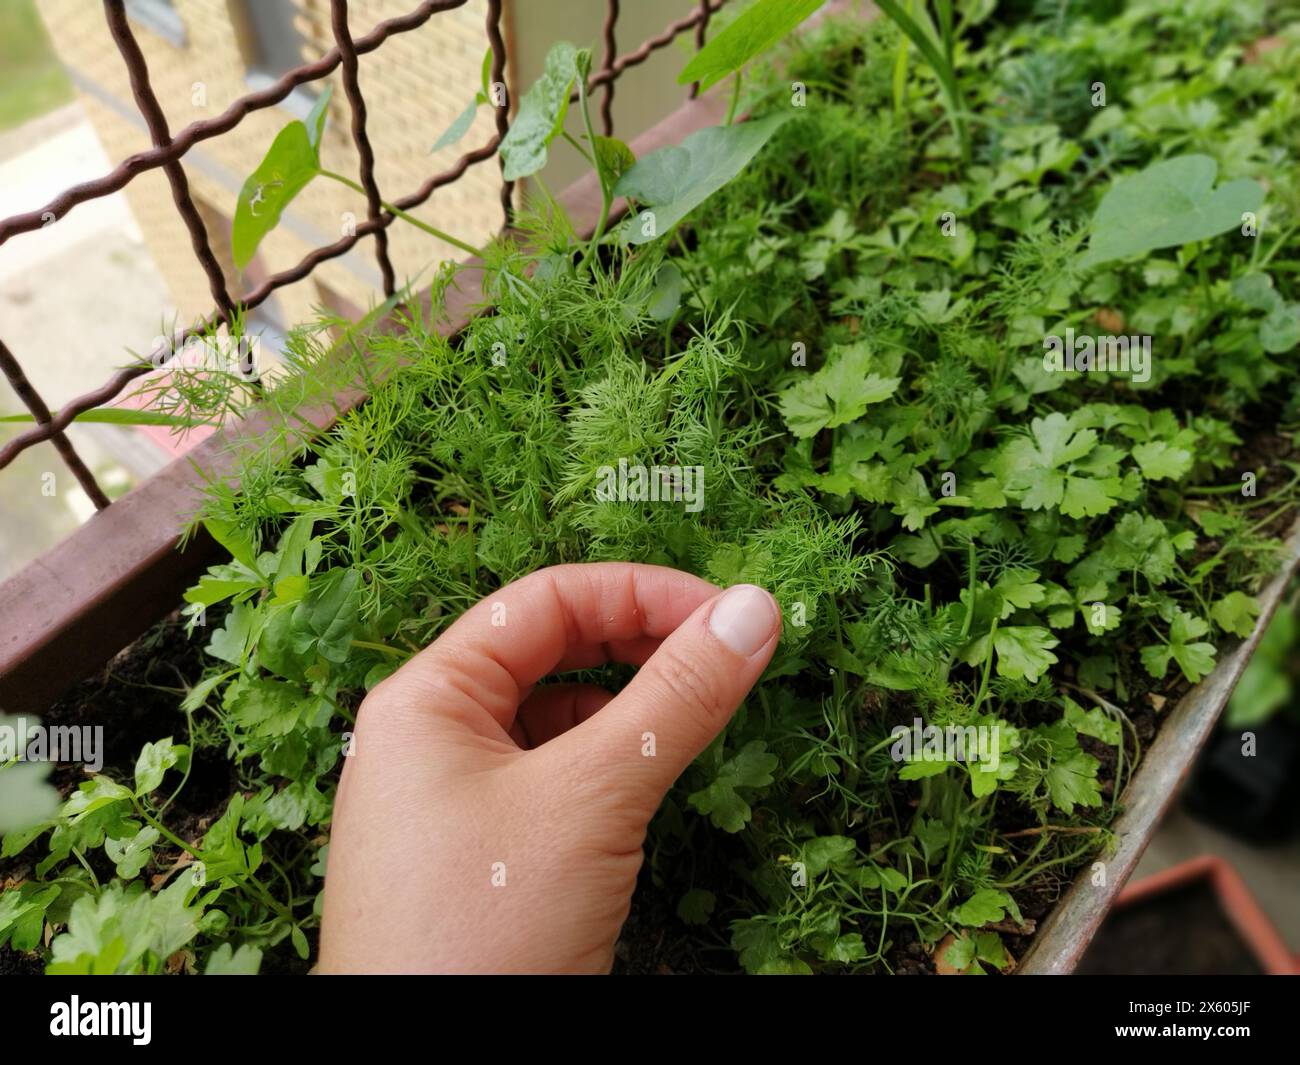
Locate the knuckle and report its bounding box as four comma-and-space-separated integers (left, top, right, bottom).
656, 646, 726, 724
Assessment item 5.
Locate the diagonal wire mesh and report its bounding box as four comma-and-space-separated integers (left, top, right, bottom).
0, 0, 727, 512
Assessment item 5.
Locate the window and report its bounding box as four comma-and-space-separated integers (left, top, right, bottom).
230, 0, 315, 119
242, 0, 306, 79
125, 0, 186, 47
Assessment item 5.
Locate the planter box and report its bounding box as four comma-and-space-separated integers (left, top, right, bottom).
1019, 520, 1300, 974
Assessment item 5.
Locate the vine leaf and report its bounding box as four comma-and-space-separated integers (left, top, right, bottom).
678, 0, 825, 92
499, 41, 579, 181
1080, 154, 1263, 268
232, 85, 333, 269
431, 47, 494, 153
615, 114, 791, 245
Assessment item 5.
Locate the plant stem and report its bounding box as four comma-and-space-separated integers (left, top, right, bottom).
576, 72, 612, 258
1000, 825, 1103, 839
959, 539, 977, 639
71, 848, 100, 889
561, 129, 595, 167
971, 615, 998, 714
156, 703, 194, 818
726, 68, 744, 125
243, 874, 295, 922
349, 639, 407, 659
1256, 222, 1298, 269
318, 169, 486, 259
133, 800, 199, 857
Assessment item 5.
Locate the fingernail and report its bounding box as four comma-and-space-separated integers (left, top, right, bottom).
708, 584, 779, 657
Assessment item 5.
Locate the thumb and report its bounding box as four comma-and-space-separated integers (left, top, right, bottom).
545, 583, 781, 808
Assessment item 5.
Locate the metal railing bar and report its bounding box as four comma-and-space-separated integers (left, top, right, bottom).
0, 338, 110, 509
485, 0, 513, 228
63, 66, 383, 288
0, 29, 741, 713
329, 0, 397, 298
0, 0, 731, 474
390, 135, 502, 217
599, 0, 619, 137
690, 0, 714, 99
0, 0, 470, 247
573, 0, 726, 102
103, 0, 236, 319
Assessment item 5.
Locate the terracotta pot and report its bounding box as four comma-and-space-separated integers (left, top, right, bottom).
1105, 855, 1298, 975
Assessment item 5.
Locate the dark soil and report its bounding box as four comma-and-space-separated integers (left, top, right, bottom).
1075, 881, 1263, 975
614, 867, 740, 975
0, 947, 44, 975
25, 610, 221, 793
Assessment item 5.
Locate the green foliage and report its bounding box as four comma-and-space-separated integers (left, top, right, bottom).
431, 46, 495, 152
678, 0, 826, 92
0, 408, 199, 427
778, 341, 901, 437
1081, 154, 1264, 267
614, 114, 792, 244
1140, 607, 1218, 683
953, 888, 1022, 928
688, 740, 779, 832
0, 764, 58, 836
7, 2, 1300, 978
498, 41, 580, 181
205, 942, 264, 975
0, 714, 60, 834
874, 0, 969, 160
46, 880, 202, 975
233, 87, 332, 269
1226, 597, 1297, 728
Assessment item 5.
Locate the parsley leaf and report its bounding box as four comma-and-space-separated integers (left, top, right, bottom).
779, 342, 901, 438
688, 740, 778, 832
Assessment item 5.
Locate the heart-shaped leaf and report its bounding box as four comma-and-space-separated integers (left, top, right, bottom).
232, 86, 333, 269
593, 134, 635, 201
499, 41, 579, 181
614, 113, 791, 244
646, 262, 683, 321
1080, 154, 1263, 268
1260, 303, 1300, 353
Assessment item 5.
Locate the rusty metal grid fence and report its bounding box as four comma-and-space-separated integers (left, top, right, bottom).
0, 0, 726, 512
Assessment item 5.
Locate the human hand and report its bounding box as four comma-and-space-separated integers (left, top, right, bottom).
317, 562, 781, 973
